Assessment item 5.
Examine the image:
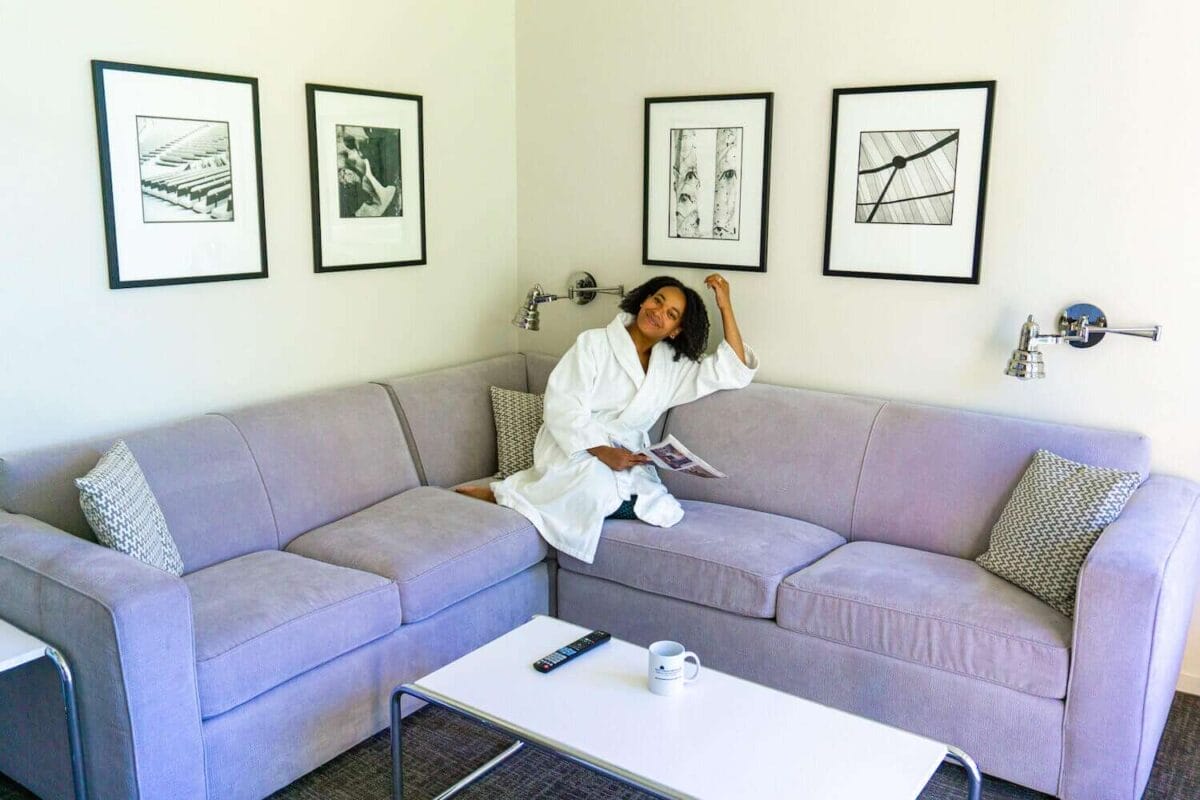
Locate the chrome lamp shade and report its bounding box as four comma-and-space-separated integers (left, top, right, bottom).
1005, 316, 1046, 380
512, 287, 542, 331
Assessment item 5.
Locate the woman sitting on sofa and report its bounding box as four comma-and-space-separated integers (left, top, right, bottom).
457, 273, 757, 563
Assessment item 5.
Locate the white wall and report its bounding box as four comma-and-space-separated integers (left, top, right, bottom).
0, 0, 517, 452
514, 1, 1200, 689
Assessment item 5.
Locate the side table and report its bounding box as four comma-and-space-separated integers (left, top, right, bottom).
0, 619, 86, 800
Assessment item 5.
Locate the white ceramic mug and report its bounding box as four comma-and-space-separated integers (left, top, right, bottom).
647, 640, 701, 696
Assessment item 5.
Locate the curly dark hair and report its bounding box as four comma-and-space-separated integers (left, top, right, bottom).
619, 276, 709, 362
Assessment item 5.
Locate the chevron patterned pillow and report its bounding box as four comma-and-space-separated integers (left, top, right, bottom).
490, 386, 543, 479
976, 449, 1140, 618
76, 440, 184, 576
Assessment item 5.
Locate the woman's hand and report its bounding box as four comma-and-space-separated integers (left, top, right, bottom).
705, 273, 732, 312
704, 273, 747, 365
587, 445, 651, 471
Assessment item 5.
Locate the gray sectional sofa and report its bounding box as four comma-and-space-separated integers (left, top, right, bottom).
1, 351, 1197, 800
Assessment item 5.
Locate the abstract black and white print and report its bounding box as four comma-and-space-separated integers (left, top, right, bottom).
137, 116, 233, 222
856, 129, 958, 225
669, 127, 742, 240
336, 124, 402, 218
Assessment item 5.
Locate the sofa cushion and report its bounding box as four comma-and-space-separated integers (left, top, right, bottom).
125, 415, 279, 573
660, 383, 885, 537
286, 486, 546, 623
777, 541, 1072, 699
75, 440, 184, 575
185, 550, 400, 718
977, 449, 1141, 618
558, 500, 845, 618
220, 383, 420, 546
851, 401, 1151, 559
380, 354, 527, 487
525, 351, 559, 394
491, 386, 543, 478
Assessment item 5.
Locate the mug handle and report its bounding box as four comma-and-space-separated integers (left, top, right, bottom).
683, 651, 701, 683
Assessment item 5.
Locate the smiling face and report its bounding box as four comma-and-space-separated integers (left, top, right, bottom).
636, 285, 687, 342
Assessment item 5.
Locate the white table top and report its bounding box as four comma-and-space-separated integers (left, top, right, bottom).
410, 615, 947, 800
0, 618, 49, 673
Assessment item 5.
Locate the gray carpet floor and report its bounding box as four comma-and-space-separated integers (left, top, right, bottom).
4, 691, 1197, 799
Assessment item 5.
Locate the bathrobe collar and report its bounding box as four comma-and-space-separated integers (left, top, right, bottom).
606, 313, 650, 388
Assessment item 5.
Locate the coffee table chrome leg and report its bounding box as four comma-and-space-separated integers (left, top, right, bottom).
44, 647, 86, 800
392, 686, 525, 800
945, 745, 982, 800
391, 688, 404, 800
431, 741, 525, 800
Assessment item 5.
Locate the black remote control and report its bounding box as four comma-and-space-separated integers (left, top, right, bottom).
533, 630, 611, 673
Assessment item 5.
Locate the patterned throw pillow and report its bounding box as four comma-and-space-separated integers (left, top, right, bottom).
976, 449, 1140, 618
75, 440, 184, 576
490, 386, 543, 479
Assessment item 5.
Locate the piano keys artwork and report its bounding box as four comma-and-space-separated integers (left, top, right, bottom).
136, 117, 235, 223
92, 60, 267, 288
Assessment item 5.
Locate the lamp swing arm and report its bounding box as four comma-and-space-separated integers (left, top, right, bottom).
1063, 317, 1162, 342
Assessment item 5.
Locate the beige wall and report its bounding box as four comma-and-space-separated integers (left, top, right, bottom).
515, 1, 1200, 689
0, 0, 517, 451
3, 0, 1200, 690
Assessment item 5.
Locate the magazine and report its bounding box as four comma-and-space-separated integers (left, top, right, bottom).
638, 434, 727, 479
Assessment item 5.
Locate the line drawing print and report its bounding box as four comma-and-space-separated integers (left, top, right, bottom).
669, 126, 742, 240
855, 129, 958, 225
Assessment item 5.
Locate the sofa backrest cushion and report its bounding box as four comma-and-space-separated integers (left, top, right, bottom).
851, 401, 1152, 559
221, 383, 418, 546
0, 441, 107, 539
525, 351, 559, 395
124, 416, 278, 572
661, 383, 885, 536
380, 354, 527, 487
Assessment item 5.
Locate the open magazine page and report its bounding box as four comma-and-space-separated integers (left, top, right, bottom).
639, 434, 727, 478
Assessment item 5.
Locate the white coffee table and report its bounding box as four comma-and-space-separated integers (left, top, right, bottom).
0, 618, 86, 799
390, 615, 981, 800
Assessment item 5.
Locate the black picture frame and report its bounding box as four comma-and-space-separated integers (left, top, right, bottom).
643, 93, 773, 273
822, 80, 995, 284
91, 60, 268, 289
306, 83, 427, 273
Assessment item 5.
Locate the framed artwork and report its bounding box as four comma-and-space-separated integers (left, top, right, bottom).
643, 93, 773, 273
91, 60, 267, 289
306, 84, 426, 272
823, 81, 995, 284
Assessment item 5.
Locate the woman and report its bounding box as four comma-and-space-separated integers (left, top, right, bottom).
458, 273, 757, 563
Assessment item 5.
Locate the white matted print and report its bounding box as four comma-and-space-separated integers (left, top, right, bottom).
644, 94, 772, 272
823, 81, 995, 284
306, 84, 425, 272
92, 61, 267, 289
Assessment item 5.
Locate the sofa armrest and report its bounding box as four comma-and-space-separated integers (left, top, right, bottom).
0, 513, 207, 800
1061, 475, 1200, 800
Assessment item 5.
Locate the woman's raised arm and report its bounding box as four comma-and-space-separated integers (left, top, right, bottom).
705, 273, 746, 365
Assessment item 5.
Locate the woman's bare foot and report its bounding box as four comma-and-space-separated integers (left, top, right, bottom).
454, 485, 497, 503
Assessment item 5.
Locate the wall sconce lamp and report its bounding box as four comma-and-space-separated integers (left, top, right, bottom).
1005, 303, 1162, 380
512, 271, 626, 331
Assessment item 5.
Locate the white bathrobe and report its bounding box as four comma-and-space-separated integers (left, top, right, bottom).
492, 312, 758, 563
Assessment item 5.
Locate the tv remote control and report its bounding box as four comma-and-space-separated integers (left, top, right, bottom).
533, 630, 611, 673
